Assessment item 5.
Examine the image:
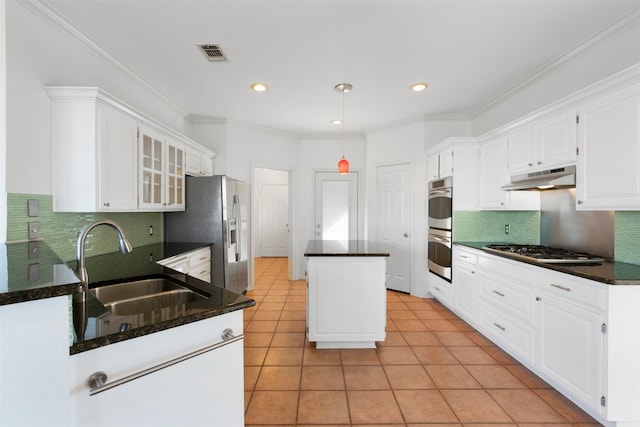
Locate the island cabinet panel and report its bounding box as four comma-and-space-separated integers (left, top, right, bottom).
69, 310, 244, 427
307, 256, 386, 348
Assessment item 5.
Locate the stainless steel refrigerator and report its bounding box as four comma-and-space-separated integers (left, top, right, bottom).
164, 175, 249, 294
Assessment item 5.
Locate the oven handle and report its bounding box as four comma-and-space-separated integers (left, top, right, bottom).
429, 234, 451, 244
428, 188, 452, 196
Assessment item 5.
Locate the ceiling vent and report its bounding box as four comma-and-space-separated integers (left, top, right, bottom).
198, 44, 226, 62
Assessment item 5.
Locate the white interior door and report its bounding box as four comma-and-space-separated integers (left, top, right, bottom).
315, 171, 358, 241
377, 163, 412, 293
259, 183, 289, 257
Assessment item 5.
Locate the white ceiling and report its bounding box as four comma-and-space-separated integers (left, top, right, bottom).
38, 0, 640, 137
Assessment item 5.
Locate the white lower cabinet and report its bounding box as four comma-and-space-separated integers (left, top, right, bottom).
535, 290, 604, 413
157, 246, 212, 282
452, 247, 477, 323
70, 310, 244, 427
451, 245, 640, 426
0, 296, 71, 427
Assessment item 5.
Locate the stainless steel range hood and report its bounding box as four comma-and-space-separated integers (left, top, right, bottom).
501, 165, 576, 191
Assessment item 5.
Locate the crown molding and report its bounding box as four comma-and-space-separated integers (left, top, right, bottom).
18, 0, 188, 117
472, 6, 640, 118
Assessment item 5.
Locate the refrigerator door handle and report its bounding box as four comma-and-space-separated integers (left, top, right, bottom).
233, 194, 241, 262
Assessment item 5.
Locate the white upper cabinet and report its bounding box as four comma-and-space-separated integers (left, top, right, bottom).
480, 137, 510, 209
507, 110, 577, 175
185, 146, 214, 176
48, 88, 138, 212
138, 129, 185, 211
427, 138, 479, 211
47, 87, 214, 212
537, 110, 578, 168
480, 137, 539, 210
576, 82, 640, 210
427, 147, 453, 180
507, 125, 537, 174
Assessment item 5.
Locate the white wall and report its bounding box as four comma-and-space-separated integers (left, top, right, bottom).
297, 137, 366, 278
472, 15, 640, 135
5, 2, 189, 195
1, 1, 7, 243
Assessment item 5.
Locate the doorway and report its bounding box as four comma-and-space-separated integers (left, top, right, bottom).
314, 171, 358, 241
255, 168, 290, 257
377, 163, 412, 293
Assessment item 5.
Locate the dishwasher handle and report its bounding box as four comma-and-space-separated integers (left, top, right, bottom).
88, 330, 243, 396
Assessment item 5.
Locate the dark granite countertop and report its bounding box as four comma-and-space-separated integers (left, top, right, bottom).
304, 240, 390, 257
70, 242, 255, 354
455, 241, 640, 286
0, 241, 80, 305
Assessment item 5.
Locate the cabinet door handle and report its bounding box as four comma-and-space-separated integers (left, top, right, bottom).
550, 283, 572, 292
577, 200, 584, 205
88, 332, 243, 396
493, 323, 506, 331
492, 290, 505, 297
536, 296, 542, 301
103, 202, 110, 207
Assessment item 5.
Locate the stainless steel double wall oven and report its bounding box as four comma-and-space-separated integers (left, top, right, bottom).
427, 176, 452, 282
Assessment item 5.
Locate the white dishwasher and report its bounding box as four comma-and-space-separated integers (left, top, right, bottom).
70, 310, 244, 427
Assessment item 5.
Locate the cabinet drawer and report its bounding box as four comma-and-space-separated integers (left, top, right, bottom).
188, 247, 211, 265
454, 248, 478, 265
189, 260, 211, 282
478, 301, 535, 364
478, 254, 535, 284
428, 273, 452, 308
536, 271, 605, 310
478, 270, 535, 323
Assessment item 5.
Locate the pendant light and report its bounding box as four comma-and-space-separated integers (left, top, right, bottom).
335, 83, 352, 174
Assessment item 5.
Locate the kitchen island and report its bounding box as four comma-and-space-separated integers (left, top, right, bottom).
304, 240, 389, 349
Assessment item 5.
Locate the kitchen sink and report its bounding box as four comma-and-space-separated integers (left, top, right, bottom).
90, 278, 208, 316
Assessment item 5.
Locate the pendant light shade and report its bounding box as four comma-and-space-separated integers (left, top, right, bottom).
335, 83, 352, 174
338, 156, 350, 174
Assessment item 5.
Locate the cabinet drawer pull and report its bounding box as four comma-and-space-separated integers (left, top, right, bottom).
434, 286, 440, 292
460, 255, 470, 259
493, 322, 506, 331
199, 256, 208, 261
550, 283, 572, 292
492, 290, 505, 297
88, 332, 243, 396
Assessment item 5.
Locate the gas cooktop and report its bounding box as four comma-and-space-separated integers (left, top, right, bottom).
482, 244, 605, 264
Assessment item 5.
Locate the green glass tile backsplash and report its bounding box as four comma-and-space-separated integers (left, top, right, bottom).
7, 193, 162, 262
453, 210, 541, 244
614, 211, 640, 265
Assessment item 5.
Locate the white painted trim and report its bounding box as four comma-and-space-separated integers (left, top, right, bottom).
17, 0, 188, 117
472, 7, 640, 118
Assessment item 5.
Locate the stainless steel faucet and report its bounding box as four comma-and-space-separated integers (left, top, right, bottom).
76, 219, 133, 289
74, 219, 133, 342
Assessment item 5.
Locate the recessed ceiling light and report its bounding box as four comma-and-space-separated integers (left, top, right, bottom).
251, 83, 268, 92
331, 119, 343, 125
410, 83, 429, 92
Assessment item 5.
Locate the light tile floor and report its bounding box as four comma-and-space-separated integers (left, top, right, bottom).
244, 257, 603, 426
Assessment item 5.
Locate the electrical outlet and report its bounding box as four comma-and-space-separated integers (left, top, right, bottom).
149, 225, 153, 236
504, 224, 510, 235
28, 221, 40, 240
